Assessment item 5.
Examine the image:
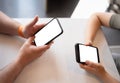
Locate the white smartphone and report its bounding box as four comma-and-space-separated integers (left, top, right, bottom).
75, 43, 100, 64
34, 18, 63, 46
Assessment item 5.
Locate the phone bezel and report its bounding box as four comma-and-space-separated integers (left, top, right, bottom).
34, 18, 63, 46
75, 43, 100, 64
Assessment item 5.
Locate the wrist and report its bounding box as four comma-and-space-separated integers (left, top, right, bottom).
15, 54, 27, 69
13, 58, 25, 72
18, 25, 25, 38
98, 71, 109, 81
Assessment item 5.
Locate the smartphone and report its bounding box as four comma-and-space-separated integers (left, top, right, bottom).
34, 18, 63, 46
75, 43, 100, 64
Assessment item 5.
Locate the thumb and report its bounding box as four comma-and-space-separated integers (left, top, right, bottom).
27, 36, 35, 44
85, 60, 99, 68
85, 41, 93, 46
27, 16, 39, 27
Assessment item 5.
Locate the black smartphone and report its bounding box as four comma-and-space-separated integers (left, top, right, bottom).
34, 18, 63, 46
75, 43, 100, 64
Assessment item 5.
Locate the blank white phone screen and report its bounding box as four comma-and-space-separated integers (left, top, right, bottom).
79, 45, 98, 63
34, 19, 62, 46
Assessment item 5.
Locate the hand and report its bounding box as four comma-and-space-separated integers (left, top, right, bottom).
16, 36, 52, 67
22, 16, 45, 38
80, 61, 107, 78
85, 40, 93, 46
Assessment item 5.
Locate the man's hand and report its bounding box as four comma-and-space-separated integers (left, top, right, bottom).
80, 61, 106, 78
22, 16, 45, 38
17, 36, 52, 67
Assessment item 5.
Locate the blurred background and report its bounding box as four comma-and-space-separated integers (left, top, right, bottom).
0, 0, 79, 18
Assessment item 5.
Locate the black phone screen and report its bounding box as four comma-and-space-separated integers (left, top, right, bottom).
75, 43, 100, 63
34, 18, 63, 46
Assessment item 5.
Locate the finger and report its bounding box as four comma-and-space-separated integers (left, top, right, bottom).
80, 63, 95, 72
85, 41, 93, 46
79, 63, 85, 68
85, 60, 99, 68
47, 41, 54, 46
80, 63, 91, 70
33, 23, 46, 33
36, 46, 49, 54
27, 36, 35, 43
27, 16, 39, 27
35, 41, 53, 52
85, 43, 92, 46
34, 23, 46, 28
36, 44, 50, 51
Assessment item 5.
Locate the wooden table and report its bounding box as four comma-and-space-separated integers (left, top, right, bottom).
0, 18, 119, 83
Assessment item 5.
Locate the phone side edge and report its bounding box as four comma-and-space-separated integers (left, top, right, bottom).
75, 43, 81, 63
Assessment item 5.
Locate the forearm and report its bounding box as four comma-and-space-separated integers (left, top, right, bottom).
0, 11, 21, 36
85, 14, 101, 43
0, 59, 24, 83
85, 13, 113, 43
100, 72, 120, 83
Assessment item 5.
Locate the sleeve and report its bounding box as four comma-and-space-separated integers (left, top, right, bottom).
109, 14, 120, 29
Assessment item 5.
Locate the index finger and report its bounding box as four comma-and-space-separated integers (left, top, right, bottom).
85, 60, 100, 68
34, 23, 46, 32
